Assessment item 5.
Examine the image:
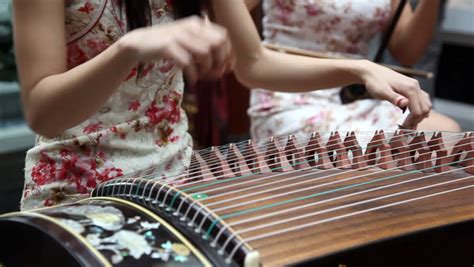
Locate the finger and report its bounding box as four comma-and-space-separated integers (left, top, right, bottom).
373, 84, 408, 109
164, 43, 199, 85
408, 99, 423, 125
393, 83, 424, 124
203, 54, 235, 79
394, 96, 409, 110
401, 113, 418, 130
161, 43, 191, 68
419, 90, 432, 118
200, 24, 231, 74
179, 16, 216, 77
176, 33, 214, 78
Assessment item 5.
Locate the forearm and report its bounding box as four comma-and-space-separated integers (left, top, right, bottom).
211, 0, 431, 126
212, 0, 362, 92
390, 0, 439, 66
24, 40, 137, 137
236, 49, 366, 91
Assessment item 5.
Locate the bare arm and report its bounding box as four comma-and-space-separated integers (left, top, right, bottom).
388, 0, 440, 66
13, 0, 231, 138
212, 0, 365, 91
210, 0, 431, 127
13, 0, 139, 137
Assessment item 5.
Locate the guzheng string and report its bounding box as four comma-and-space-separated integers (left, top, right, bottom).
159, 136, 463, 230
185, 133, 457, 212
104, 131, 420, 200
215, 158, 473, 262
133, 131, 410, 181
226, 185, 474, 262
192, 134, 466, 220
192, 135, 464, 211
96, 130, 472, 262
211, 164, 471, 246
197, 152, 470, 234
134, 130, 421, 183
136, 131, 424, 211
218, 166, 472, 254
99, 131, 470, 212
102, 131, 468, 203
161, 131, 458, 189
171, 132, 462, 206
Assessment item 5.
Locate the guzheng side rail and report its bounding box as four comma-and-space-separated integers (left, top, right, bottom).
1, 130, 473, 267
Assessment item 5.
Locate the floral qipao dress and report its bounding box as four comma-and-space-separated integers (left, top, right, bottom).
249, 0, 404, 138
21, 0, 192, 210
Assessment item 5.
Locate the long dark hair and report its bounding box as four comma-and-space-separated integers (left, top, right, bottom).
122, 0, 207, 31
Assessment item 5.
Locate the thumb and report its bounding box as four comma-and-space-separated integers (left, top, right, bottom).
401, 113, 418, 130
394, 96, 409, 110
375, 86, 409, 109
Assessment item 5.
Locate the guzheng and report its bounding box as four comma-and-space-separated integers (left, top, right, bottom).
1, 130, 473, 267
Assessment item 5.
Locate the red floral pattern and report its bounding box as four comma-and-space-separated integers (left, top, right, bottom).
33, 149, 123, 194
67, 43, 88, 69
83, 122, 103, 134
78, 2, 94, 14
22, 0, 191, 210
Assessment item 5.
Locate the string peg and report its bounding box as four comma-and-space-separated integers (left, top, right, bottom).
189, 151, 215, 182
450, 132, 474, 174
365, 130, 396, 169
326, 131, 351, 169
227, 143, 252, 176
208, 146, 235, 179
427, 132, 450, 173
343, 131, 367, 169
408, 132, 433, 172
304, 132, 333, 169
242, 139, 271, 173
266, 136, 293, 172
389, 130, 415, 171
283, 135, 310, 170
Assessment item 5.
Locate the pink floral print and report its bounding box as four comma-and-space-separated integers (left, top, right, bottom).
249, 0, 404, 138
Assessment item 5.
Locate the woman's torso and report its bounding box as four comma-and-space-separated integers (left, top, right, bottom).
249, 0, 402, 137
22, 0, 192, 210
262, 0, 391, 55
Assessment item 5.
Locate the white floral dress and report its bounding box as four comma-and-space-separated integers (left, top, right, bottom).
249, 0, 404, 138
21, 0, 192, 210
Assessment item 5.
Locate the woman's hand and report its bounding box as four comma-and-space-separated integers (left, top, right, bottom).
119, 16, 233, 85
13, 0, 233, 137
359, 60, 432, 128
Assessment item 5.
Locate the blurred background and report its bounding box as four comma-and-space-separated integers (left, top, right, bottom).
1, 0, 473, 213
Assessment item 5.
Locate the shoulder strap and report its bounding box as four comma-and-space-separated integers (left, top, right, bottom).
373, 0, 408, 62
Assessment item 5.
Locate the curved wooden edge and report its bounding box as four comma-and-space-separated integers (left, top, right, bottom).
92, 178, 258, 266
1, 211, 112, 267
86, 197, 213, 267
294, 218, 474, 266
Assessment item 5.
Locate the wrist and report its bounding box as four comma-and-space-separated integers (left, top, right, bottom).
347, 59, 372, 84
116, 30, 142, 62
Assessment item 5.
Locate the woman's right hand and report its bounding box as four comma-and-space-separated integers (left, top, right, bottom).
359, 60, 432, 129
119, 16, 233, 85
